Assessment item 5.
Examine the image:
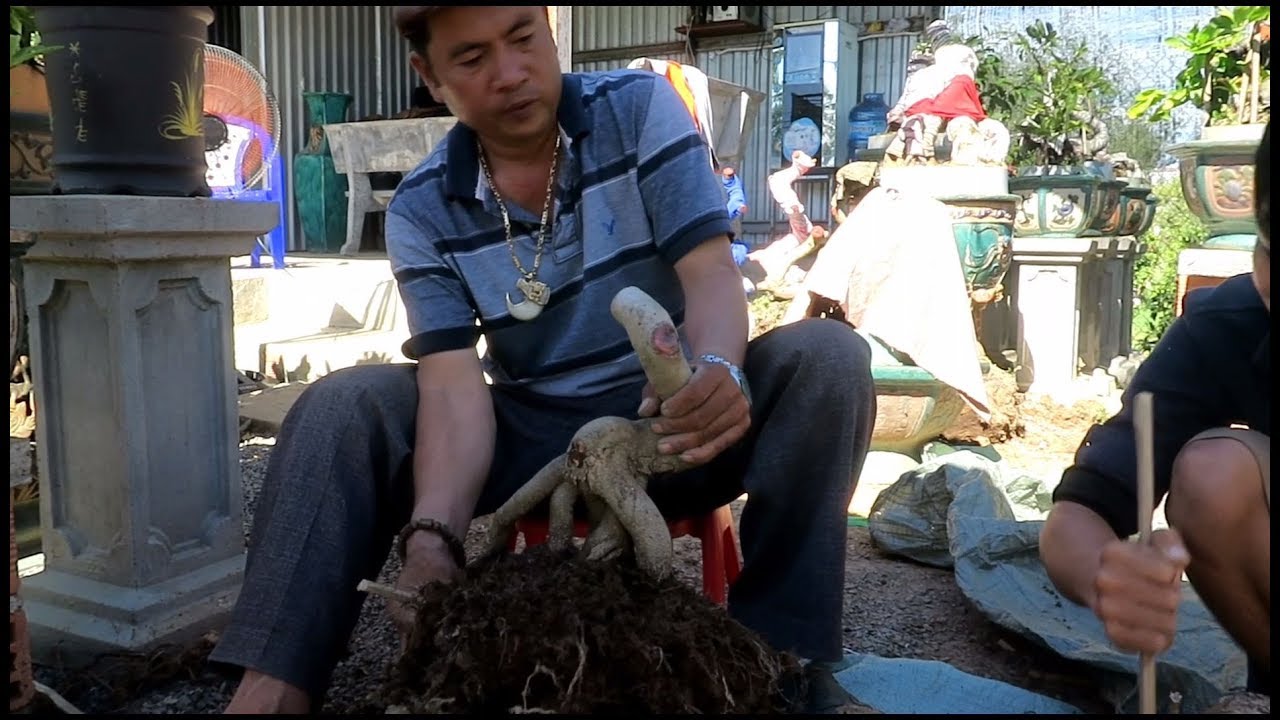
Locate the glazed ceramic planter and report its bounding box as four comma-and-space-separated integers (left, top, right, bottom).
1088, 178, 1126, 236
1168, 123, 1265, 250
1136, 195, 1158, 237
1116, 184, 1155, 237
294, 91, 352, 253
939, 194, 1018, 303
1009, 170, 1101, 238
863, 332, 966, 460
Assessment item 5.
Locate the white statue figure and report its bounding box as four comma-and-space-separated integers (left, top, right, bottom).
884, 35, 1010, 168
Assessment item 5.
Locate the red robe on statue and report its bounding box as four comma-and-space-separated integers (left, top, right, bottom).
903, 74, 987, 122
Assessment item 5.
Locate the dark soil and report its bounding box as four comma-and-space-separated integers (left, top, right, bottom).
367, 544, 804, 715
941, 365, 1027, 445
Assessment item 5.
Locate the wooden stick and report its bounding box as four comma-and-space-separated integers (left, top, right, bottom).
357, 578, 420, 606
1133, 391, 1157, 715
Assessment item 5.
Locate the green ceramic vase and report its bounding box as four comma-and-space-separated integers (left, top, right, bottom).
293, 91, 352, 253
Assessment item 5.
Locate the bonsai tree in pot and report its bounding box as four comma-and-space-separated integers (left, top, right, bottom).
1127, 6, 1269, 249
978, 21, 1118, 237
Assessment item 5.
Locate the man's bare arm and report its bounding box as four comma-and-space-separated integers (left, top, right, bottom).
1040, 500, 1120, 609
674, 236, 749, 366
409, 348, 495, 539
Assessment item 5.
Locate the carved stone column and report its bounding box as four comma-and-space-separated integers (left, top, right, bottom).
10, 196, 278, 661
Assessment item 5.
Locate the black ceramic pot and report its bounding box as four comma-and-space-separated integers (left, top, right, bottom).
34, 6, 215, 197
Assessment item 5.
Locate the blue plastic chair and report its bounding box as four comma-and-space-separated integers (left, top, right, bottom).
207, 115, 287, 269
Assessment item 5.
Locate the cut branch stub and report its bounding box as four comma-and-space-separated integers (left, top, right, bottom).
610, 286, 692, 400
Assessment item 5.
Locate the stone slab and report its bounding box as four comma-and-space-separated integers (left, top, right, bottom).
879, 165, 1010, 198
259, 328, 406, 384
10, 195, 280, 262
11, 195, 278, 235
239, 383, 311, 435
848, 451, 920, 518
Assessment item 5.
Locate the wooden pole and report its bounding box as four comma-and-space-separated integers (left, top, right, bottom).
546, 6, 573, 73
1134, 391, 1157, 715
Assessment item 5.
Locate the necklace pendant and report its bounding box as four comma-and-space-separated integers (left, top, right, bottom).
505, 277, 551, 321
516, 277, 551, 306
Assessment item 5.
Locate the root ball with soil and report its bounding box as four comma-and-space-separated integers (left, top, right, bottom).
377, 545, 803, 714
360, 287, 805, 714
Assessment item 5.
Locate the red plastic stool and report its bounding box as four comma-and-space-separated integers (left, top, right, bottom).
507, 504, 742, 605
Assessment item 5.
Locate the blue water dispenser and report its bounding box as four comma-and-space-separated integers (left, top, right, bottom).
847, 92, 889, 159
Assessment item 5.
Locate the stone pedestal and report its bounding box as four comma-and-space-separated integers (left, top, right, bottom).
1092, 236, 1141, 365
1076, 235, 1139, 373
1011, 236, 1100, 398
9, 196, 278, 663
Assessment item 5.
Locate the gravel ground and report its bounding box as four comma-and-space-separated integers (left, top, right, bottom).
32, 416, 1116, 715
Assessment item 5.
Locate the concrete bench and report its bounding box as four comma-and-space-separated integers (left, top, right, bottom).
324, 117, 456, 256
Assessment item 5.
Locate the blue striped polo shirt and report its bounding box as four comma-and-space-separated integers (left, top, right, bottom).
384, 69, 732, 398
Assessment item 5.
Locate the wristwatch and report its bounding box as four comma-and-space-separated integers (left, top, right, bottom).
699, 353, 752, 406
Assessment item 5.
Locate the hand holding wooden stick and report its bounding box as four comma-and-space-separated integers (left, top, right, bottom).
358, 579, 421, 607
1133, 391, 1157, 715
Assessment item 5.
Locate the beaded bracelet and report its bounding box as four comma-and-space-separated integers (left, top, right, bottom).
395, 517, 467, 570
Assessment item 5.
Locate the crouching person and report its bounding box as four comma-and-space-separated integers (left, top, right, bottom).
1040, 121, 1271, 696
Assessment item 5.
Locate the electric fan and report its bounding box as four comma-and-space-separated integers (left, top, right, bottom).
201, 44, 287, 267
203, 44, 281, 192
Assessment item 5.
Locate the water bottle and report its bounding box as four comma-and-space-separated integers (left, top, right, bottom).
847, 92, 890, 160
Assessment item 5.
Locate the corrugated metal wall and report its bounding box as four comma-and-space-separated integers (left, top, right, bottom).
239, 5, 421, 252
570, 5, 939, 247
574, 6, 694, 50
238, 5, 935, 251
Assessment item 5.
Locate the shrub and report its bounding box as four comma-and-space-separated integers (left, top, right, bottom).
1131, 180, 1208, 352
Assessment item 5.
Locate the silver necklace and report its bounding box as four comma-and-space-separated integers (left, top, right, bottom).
477, 132, 562, 321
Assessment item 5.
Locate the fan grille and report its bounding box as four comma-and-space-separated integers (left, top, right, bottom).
203, 44, 281, 190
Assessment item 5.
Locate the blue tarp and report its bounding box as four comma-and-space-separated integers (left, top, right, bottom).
866, 450, 1247, 714
834, 650, 1084, 714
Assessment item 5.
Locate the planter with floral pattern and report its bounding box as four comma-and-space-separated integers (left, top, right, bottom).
1009, 170, 1101, 238
1169, 124, 1264, 250
1116, 184, 1155, 237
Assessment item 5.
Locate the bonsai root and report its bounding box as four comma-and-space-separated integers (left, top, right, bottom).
367, 546, 804, 715
357, 287, 809, 715
477, 286, 699, 580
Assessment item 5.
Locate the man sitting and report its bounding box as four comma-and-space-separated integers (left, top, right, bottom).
1040, 121, 1271, 696
209, 6, 877, 714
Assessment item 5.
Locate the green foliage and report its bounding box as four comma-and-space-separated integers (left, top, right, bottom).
967, 35, 1036, 168
967, 21, 1116, 167
10, 5, 56, 69
1127, 6, 1270, 127
1131, 181, 1209, 352
1105, 117, 1163, 171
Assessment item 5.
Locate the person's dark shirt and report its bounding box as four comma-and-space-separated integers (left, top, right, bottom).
1053, 273, 1271, 538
